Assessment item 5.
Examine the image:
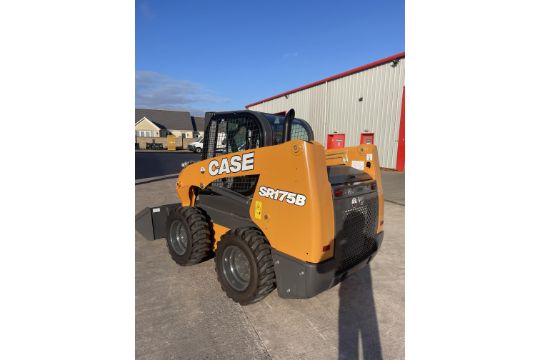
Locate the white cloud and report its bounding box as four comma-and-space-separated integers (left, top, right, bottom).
135, 71, 228, 114
282, 52, 299, 58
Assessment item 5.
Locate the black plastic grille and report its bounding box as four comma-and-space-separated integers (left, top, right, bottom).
336, 194, 378, 272
290, 122, 310, 142
209, 175, 259, 196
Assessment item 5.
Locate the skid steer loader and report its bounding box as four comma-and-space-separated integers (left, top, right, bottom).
136, 109, 384, 305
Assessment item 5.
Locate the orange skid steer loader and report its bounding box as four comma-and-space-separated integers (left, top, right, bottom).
136, 109, 384, 305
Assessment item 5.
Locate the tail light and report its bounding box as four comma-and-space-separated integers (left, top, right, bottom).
333, 181, 377, 198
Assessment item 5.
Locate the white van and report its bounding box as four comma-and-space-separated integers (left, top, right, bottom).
188, 135, 228, 153
188, 137, 204, 153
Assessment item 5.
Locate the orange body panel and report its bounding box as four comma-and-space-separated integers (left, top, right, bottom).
176, 140, 384, 264
211, 223, 230, 250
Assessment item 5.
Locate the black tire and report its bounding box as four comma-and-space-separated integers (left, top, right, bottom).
215, 228, 276, 305
166, 206, 213, 266
195, 147, 202, 153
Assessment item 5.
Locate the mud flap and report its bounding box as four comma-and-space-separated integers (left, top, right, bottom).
135, 204, 180, 240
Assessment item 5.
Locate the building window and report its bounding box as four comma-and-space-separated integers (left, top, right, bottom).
135, 130, 153, 137
159, 129, 169, 137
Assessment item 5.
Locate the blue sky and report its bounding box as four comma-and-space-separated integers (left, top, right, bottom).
136, 0, 404, 115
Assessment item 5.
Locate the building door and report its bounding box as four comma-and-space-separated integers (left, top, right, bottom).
327, 133, 345, 149
360, 132, 375, 144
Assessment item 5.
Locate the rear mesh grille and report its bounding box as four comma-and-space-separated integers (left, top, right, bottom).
336, 195, 378, 272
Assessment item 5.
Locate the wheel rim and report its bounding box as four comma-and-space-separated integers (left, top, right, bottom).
222, 245, 251, 291
169, 220, 188, 255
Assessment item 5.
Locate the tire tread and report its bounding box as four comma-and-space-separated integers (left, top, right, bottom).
167, 206, 212, 265
216, 227, 276, 305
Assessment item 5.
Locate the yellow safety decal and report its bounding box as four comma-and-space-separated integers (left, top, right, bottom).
254, 200, 263, 220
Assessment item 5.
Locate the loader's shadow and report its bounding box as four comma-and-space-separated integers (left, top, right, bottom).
338, 265, 382, 360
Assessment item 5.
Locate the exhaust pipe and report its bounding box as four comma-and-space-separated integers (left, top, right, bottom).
283, 108, 295, 142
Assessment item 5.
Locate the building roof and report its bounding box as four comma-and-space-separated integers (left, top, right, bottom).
246, 52, 405, 108
192, 116, 205, 133
135, 108, 194, 131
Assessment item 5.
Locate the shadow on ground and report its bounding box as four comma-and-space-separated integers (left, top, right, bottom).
326, 218, 383, 359
338, 265, 382, 359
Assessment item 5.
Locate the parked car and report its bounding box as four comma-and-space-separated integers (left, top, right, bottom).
146, 142, 164, 150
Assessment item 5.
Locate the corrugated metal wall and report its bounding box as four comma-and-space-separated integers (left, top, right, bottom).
247, 58, 405, 169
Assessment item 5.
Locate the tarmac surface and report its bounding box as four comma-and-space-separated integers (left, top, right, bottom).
135, 151, 201, 179
135, 175, 404, 360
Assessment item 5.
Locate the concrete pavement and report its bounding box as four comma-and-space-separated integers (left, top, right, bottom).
381, 170, 405, 205
135, 177, 404, 359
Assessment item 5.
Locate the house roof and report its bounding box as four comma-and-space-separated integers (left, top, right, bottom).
135, 109, 194, 131
246, 52, 405, 108
192, 117, 205, 133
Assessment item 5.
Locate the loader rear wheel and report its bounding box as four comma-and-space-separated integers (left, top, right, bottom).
166, 206, 212, 266
215, 228, 276, 305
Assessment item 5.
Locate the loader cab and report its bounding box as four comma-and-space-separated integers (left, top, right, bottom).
199, 110, 313, 198
202, 110, 313, 160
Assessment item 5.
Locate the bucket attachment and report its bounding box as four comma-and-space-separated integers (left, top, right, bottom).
135, 204, 180, 240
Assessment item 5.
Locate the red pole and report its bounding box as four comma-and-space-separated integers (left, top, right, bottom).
396, 86, 406, 172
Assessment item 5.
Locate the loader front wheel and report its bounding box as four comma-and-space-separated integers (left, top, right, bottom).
166, 206, 212, 266
215, 228, 276, 305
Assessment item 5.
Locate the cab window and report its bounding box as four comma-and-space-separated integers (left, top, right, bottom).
203, 114, 263, 196
263, 114, 312, 144
204, 114, 263, 159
